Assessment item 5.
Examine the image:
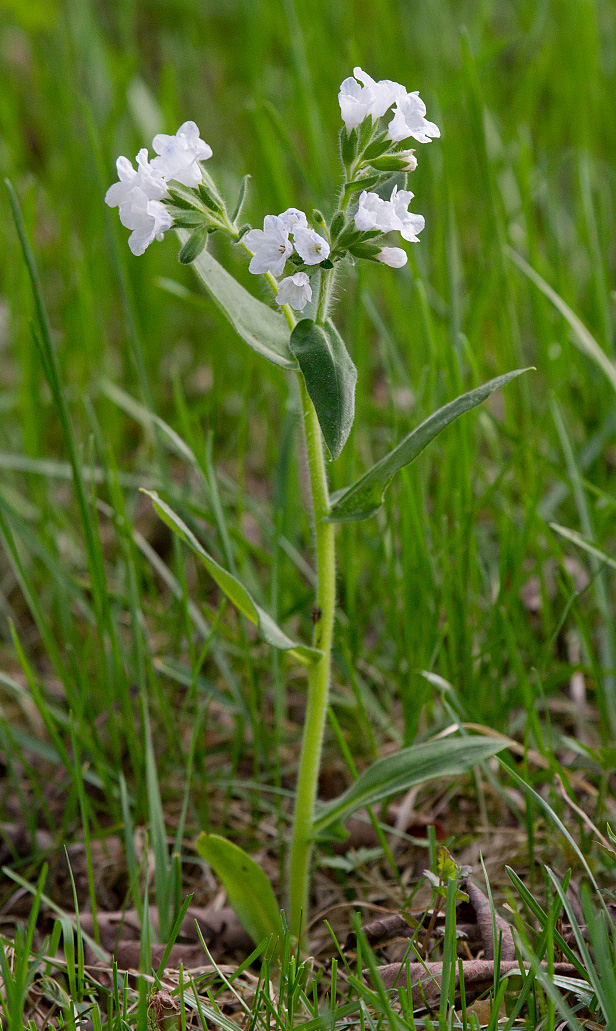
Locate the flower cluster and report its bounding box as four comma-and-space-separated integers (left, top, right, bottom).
105, 70, 441, 308
105, 121, 211, 255
338, 67, 440, 146
244, 209, 330, 310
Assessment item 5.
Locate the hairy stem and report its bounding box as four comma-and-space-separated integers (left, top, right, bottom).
287, 269, 337, 942
288, 372, 336, 942
316, 267, 336, 325
252, 250, 336, 944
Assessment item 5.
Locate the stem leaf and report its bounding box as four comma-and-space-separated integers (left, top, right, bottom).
313, 736, 508, 836
328, 368, 532, 521
290, 319, 357, 460
178, 230, 296, 369
195, 833, 283, 946
142, 490, 321, 665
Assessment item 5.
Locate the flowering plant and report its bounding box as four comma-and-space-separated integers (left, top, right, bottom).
105, 70, 527, 948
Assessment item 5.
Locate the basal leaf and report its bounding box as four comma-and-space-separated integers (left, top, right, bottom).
142, 490, 321, 666
290, 319, 357, 460
313, 736, 507, 836
329, 368, 532, 521
178, 231, 296, 370
195, 833, 282, 946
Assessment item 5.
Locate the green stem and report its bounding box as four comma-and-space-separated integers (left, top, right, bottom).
288, 373, 335, 942
247, 246, 336, 943
316, 267, 336, 325
287, 262, 339, 943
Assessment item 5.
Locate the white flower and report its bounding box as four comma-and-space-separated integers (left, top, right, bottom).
105, 149, 168, 208
354, 190, 398, 233
387, 92, 440, 144
278, 208, 308, 231
389, 185, 425, 242
353, 68, 406, 119
150, 121, 212, 188
293, 226, 330, 265
338, 75, 375, 131
117, 189, 173, 256
339, 68, 405, 131
276, 272, 312, 310
377, 247, 407, 268
354, 188, 424, 244
245, 215, 293, 276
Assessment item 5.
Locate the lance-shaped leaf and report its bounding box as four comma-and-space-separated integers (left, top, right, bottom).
313, 736, 508, 837
177, 230, 296, 370
195, 833, 283, 946
329, 368, 532, 521
290, 319, 357, 460
142, 490, 321, 666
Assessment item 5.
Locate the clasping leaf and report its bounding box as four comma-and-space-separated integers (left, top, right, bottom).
142, 490, 321, 665
313, 736, 508, 837
328, 368, 532, 521
290, 319, 357, 461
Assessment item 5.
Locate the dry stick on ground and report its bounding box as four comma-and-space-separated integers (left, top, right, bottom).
462, 878, 516, 961
79, 905, 253, 969
376, 958, 579, 1006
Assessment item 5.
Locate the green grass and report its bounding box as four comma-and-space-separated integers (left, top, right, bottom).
1, 0, 616, 1026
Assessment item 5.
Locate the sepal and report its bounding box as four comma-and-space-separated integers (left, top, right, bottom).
362, 132, 391, 160
348, 240, 382, 259
340, 126, 358, 166
198, 182, 224, 213
231, 174, 250, 223
171, 210, 208, 228
369, 155, 414, 171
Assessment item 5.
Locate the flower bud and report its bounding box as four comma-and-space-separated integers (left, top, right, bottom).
178, 227, 209, 264
348, 240, 383, 260
368, 154, 416, 172
377, 247, 407, 268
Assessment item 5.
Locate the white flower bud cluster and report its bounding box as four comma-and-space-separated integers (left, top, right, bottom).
105, 121, 212, 255
245, 209, 330, 311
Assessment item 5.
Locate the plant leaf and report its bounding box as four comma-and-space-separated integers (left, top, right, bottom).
178, 230, 296, 370
328, 368, 532, 521
290, 319, 357, 460
313, 736, 508, 836
195, 833, 282, 946
142, 490, 321, 665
